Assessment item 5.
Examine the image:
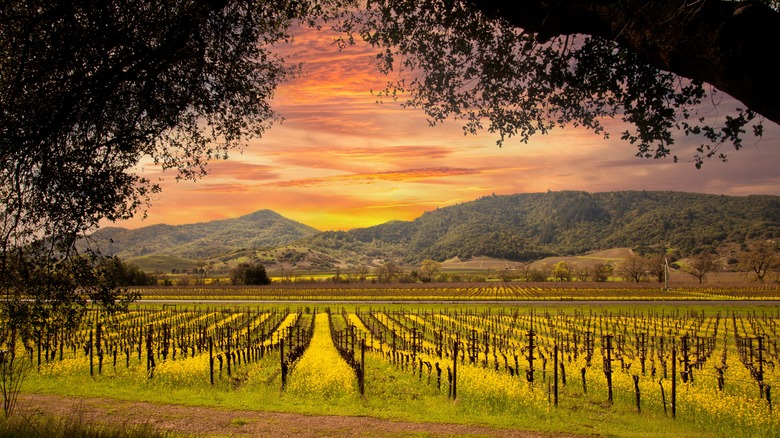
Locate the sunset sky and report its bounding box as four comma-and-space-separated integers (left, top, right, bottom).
109, 25, 780, 232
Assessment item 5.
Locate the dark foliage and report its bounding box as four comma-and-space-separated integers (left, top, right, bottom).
230, 263, 271, 285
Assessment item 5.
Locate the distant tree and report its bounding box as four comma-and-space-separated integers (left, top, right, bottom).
244, 264, 271, 285
99, 258, 156, 286
527, 270, 548, 282
345, 263, 369, 283
398, 272, 418, 283
593, 263, 614, 283
685, 252, 717, 284
276, 267, 294, 283
517, 261, 535, 282
419, 259, 441, 282
230, 263, 271, 286
538, 263, 553, 282
332, 268, 343, 283
195, 262, 208, 286
619, 252, 647, 282
447, 273, 463, 282
739, 241, 779, 282
551, 261, 572, 282
647, 254, 669, 283
573, 264, 592, 282
498, 268, 515, 282
377, 261, 403, 283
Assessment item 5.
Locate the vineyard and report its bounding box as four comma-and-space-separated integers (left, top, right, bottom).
11, 295, 780, 437
129, 282, 780, 301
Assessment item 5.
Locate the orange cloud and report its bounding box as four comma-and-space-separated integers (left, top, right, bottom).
199, 161, 281, 181
267, 167, 481, 188
104, 22, 780, 234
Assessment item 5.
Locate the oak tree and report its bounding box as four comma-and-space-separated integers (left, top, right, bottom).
0, 0, 346, 344
618, 252, 647, 282
739, 240, 779, 282
340, 0, 779, 167
685, 252, 717, 284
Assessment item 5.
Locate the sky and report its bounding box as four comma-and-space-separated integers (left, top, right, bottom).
109, 25, 780, 232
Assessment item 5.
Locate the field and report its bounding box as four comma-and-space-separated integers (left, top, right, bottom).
6, 283, 780, 437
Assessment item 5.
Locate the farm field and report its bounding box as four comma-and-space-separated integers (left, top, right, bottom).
7, 284, 780, 437
131, 281, 780, 302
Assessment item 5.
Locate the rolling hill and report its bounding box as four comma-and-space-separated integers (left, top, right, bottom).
90, 209, 320, 260
96, 191, 780, 272
302, 190, 780, 263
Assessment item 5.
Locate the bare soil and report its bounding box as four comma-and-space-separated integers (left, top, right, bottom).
15, 393, 564, 437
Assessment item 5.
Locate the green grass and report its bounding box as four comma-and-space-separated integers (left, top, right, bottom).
0, 414, 173, 438
20, 351, 755, 438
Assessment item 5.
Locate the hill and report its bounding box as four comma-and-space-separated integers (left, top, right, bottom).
302, 190, 780, 263
91, 209, 320, 260
97, 191, 780, 272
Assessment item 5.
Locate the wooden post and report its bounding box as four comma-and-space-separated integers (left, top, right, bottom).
453, 334, 459, 400
96, 322, 103, 375
146, 324, 155, 378
671, 347, 677, 419
89, 330, 93, 377
660, 379, 667, 415
527, 329, 536, 383
604, 335, 613, 403
633, 375, 641, 412
360, 338, 365, 396
36, 331, 41, 372
553, 344, 559, 407
280, 339, 287, 390
209, 336, 214, 385
227, 326, 232, 377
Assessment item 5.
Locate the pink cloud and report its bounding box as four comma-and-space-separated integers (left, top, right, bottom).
199, 161, 281, 181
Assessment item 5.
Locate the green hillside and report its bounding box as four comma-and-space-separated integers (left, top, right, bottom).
303, 191, 780, 263
92, 209, 320, 260
98, 191, 780, 271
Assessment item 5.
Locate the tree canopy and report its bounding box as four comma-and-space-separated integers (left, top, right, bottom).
0, 0, 347, 338
230, 262, 271, 285
340, 0, 779, 167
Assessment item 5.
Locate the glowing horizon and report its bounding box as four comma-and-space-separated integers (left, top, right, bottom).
106, 25, 780, 232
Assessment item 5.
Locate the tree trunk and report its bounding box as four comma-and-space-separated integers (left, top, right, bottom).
467, 0, 780, 126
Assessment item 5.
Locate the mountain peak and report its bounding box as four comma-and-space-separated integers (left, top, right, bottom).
104, 191, 780, 269
94, 209, 319, 260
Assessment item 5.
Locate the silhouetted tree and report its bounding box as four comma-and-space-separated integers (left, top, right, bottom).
340, 0, 778, 167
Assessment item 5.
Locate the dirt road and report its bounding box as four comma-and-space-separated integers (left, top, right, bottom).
15, 393, 562, 437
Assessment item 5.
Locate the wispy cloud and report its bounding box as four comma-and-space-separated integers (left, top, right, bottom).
106, 22, 780, 232
268, 167, 481, 188
200, 161, 281, 181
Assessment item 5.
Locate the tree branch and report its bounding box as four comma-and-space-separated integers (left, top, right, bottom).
465, 0, 780, 126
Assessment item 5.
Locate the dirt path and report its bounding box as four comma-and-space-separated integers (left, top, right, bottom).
15, 393, 563, 437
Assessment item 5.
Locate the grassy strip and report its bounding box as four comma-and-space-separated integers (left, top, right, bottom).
0, 414, 172, 438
